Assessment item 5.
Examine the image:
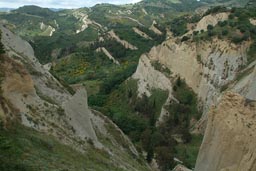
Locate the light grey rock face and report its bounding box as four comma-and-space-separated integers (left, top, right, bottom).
195, 92, 256, 171
0, 25, 35, 60
63, 89, 103, 149
132, 54, 173, 97
233, 65, 256, 100
0, 24, 97, 147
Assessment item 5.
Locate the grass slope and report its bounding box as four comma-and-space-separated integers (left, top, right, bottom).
0, 122, 149, 171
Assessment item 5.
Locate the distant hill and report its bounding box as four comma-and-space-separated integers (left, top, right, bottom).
49, 8, 65, 12
0, 8, 15, 12
13, 5, 56, 17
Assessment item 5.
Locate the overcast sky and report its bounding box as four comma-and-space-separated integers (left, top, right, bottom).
0, 0, 142, 9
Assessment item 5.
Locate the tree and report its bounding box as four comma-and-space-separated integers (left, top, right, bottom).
149, 99, 157, 127
218, 21, 227, 27
222, 29, 228, 36
207, 24, 214, 30
0, 31, 5, 54
181, 128, 192, 143
146, 146, 154, 163
176, 76, 182, 87
181, 36, 190, 42
155, 146, 175, 171
141, 129, 154, 163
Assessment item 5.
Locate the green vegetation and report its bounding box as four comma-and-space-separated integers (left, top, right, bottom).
0, 32, 5, 96
174, 135, 203, 168
191, 6, 256, 66
248, 41, 256, 64
153, 77, 201, 169
168, 14, 200, 37
5, 3, 255, 170
90, 79, 168, 141
151, 60, 172, 76
51, 23, 165, 92
32, 26, 99, 64
52, 50, 116, 84
0, 123, 147, 171
90, 76, 202, 171
114, 27, 155, 52
0, 31, 5, 54
192, 7, 256, 44
14, 5, 56, 18
204, 6, 229, 16
169, 16, 189, 36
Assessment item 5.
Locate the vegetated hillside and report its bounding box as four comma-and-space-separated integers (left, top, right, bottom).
0, 0, 247, 65
0, 26, 150, 171
0, 4, 167, 97
201, 0, 249, 6
13, 5, 56, 17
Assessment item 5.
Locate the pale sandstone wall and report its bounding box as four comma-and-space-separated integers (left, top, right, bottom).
195, 92, 256, 171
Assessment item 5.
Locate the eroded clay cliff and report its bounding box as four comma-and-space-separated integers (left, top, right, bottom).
195, 92, 256, 171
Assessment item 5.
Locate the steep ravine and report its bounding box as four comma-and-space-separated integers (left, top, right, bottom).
132, 11, 253, 134
128, 10, 256, 170
0, 25, 151, 171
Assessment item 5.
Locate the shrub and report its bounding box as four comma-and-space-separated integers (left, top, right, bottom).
169, 17, 188, 36
204, 6, 227, 16
0, 31, 5, 54
155, 146, 175, 171
193, 31, 199, 36
218, 20, 228, 27
248, 41, 256, 63
207, 24, 214, 30
222, 29, 228, 36
231, 35, 243, 44
181, 36, 190, 42
208, 30, 216, 37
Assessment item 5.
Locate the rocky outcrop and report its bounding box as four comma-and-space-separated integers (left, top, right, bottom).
149, 20, 162, 35
132, 54, 173, 123
108, 30, 138, 50
63, 89, 103, 148
133, 54, 172, 97
121, 16, 144, 26
249, 18, 256, 26
195, 92, 256, 171
1, 24, 98, 147
40, 22, 56, 36
74, 13, 92, 34
96, 47, 120, 65
73, 11, 103, 34
172, 164, 192, 171
133, 27, 152, 40
232, 65, 256, 100
194, 12, 229, 32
